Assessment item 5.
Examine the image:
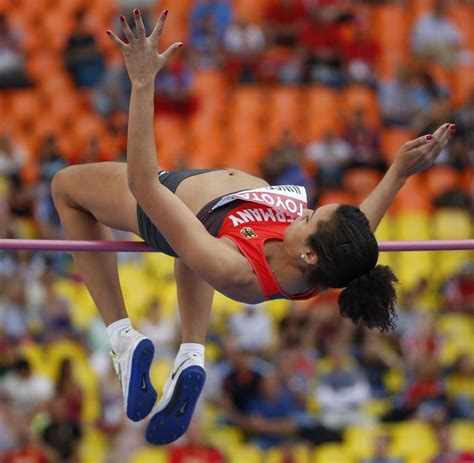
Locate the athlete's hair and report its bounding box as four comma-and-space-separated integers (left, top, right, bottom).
307, 205, 398, 332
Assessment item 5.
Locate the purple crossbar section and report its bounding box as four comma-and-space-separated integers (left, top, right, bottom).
0, 239, 472, 252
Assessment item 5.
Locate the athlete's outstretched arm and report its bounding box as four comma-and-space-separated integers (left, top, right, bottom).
107, 11, 249, 294
360, 123, 455, 232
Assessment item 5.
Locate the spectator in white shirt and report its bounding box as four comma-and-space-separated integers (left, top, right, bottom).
411, 0, 462, 68
305, 131, 352, 188
1, 357, 53, 416
227, 303, 273, 355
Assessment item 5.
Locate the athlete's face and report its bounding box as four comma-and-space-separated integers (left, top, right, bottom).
284, 203, 340, 264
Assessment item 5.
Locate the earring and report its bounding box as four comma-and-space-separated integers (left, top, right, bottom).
301, 254, 305, 260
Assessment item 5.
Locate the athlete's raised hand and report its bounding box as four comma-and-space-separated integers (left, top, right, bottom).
106, 9, 182, 87
392, 122, 455, 179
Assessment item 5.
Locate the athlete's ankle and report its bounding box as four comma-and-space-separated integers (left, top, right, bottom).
175, 343, 205, 368
106, 317, 133, 354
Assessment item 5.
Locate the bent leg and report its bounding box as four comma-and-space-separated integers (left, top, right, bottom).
174, 259, 214, 344
52, 162, 157, 421
52, 162, 139, 326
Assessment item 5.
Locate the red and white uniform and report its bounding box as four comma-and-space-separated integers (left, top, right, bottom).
216, 185, 320, 300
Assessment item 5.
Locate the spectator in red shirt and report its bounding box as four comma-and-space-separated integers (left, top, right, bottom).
299, 8, 346, 88
2, 427, 50, 463
169, 420, 225, 463
340, 24, 379, 87
343, 108, 385, 170
431, 424, 474, 463
265, 0, 307, 46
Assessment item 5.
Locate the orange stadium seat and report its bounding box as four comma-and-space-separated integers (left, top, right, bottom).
451, 65, 474, 108
412, 0, 436, 16
303, 86, 341, 141
344, 168, 382, 202
372, 4, 411, 49
448, 4, 474, 52
376, 51, 411, 80
233, 0, 270, 22
154, 0, 193, 18
318, 189, 355, 206
10, 90, 43, 126
193, 69, 228, 96
265, 86, 304, 144
342, 85, 380, 127
380, 128, 416, 163
423, 165, 460, 198
230, 86, 265, 120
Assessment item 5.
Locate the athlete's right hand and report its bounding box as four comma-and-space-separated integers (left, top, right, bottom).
391, 122, 455, 180
106, 9, 183, 87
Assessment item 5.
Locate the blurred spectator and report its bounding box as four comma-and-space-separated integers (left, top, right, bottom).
221, 348, 265, 416
1, 279, 29, 340
64, 10, 105, 87
379, 66, 419, 127
277, 347, 316, 406
341, 24, 379, 87
0, 14, 31, 88
2, 424, 50, 463
41, 396, 82, 463
446, 354, 474, 420
0, 396, 20, 452
357, 331, 403, 398
169, 420, 225, 463
278, 302, 312, 349
137, 299, 178, 360
1, 357, 53, 416
261, 130, 310, 188
0, 135, 26, 177
300, 8, 345, 88
190, 0, 232, 41
257, 45, 304, 84
343, 108, 384, 169
97, 365, 124, 434
39, 281, 73, 342
445, 137, 472, 172
411, 0, 462, 69
316, 343, 372, 430
401, 313, 442, 365
224, 19, 266, 84
431, 424, 474, 463
227, 303, 273, 355
189, 14, 226, 69
243, 372, 302, 449
383, 358, 447, 423
305, 131, 352, 188
37, 136, 68, 185
154, 52, 198, 117
441, 264, 474, 312
360, 432, 405, 463
265, 0, 306, 47
55, 359, 83, 423
93, 64, 131, 117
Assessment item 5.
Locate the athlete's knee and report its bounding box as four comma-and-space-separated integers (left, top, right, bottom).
51, 166, 77, 206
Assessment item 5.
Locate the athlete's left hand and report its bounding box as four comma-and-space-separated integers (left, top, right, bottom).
106, 9, 182, 87
392, 122, 455, 179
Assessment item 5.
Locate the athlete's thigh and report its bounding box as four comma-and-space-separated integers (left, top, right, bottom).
53, 162, 140, 235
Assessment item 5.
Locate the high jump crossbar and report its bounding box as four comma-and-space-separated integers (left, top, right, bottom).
0, 239, 472, 252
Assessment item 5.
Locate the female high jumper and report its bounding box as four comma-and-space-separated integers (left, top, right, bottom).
51, 9, 455, 445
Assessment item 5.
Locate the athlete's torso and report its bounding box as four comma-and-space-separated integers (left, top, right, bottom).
174, 169, 269, 215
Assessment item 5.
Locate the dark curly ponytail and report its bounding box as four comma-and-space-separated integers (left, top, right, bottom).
307, 205, 398, 332
339, 265, 398, 332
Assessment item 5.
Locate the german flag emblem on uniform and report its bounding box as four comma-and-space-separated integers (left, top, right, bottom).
240, 227, 257, 239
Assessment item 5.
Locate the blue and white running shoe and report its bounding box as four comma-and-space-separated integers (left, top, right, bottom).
110, 329, 157, 422
145, 354, 206, 445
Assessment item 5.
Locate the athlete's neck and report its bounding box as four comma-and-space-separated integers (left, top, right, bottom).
265, 241, 309, 294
